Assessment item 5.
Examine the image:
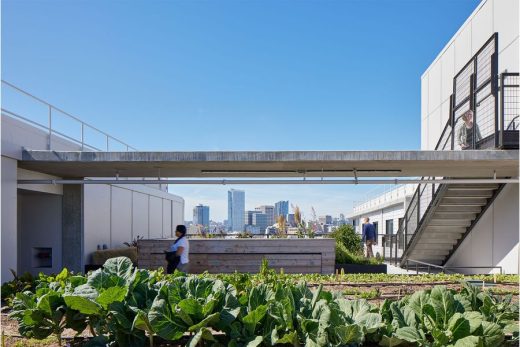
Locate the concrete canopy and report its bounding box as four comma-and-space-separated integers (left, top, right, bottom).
19, 150, 519, 179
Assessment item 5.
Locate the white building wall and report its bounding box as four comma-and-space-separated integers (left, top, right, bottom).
351, 204, 405, 236
421, 0, 519, 150
1, 114, 185, 278
445, 184, 519, 274
82, 183, 184, 264
419, 0, 519, 274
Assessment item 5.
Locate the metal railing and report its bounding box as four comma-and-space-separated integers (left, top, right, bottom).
405, 259, 503, 275
389, 35, 519, 268
499, 73, 520, 148
1, 80, 138, 152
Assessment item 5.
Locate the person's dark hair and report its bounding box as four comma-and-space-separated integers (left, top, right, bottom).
175, 224, 187, 236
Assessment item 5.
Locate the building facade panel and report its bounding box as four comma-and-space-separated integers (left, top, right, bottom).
498, 38, 519, 75
149, 196, 163, 238
110, 186, 133, 248
454, 23, 473, 73
163, 200, 172, 237
440, 44, 455, 104
84, 185, 111, 263
445, 184, 519, 274
421, 73, 429, 120
470, 0, 493, 56
132, 192, 149, 239
428, 61, 442, 115
494, 0, 519, 49
427, 108, 442, 150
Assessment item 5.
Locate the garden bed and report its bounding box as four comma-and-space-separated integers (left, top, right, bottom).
335, 263, 387, 274
1, 257, 518, 347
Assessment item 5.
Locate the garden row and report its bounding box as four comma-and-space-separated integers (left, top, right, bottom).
3, 257, 519, 347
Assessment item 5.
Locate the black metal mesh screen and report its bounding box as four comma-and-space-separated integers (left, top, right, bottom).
454, 101, 471, 149
503, 74, 519, 131
476, 39, 495, 88
476, 83, 495, 139
454, 62, 474, 108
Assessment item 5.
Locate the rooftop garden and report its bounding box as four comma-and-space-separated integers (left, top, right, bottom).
1, 257, 518, 346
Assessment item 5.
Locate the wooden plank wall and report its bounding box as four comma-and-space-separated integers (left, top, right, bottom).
137, 238, 335, 274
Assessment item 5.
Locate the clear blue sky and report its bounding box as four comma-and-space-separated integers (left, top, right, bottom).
2, 0, 480, 221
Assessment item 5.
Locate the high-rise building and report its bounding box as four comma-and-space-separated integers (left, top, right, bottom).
319, 215, 333, 225
287, 214, 296, 227
228, 189, 245, 231
252, 212, 268, 233
255, 205, 274, 226
244, 210, 255, 226
274, 201, 289, 219
193, 204, 210, 227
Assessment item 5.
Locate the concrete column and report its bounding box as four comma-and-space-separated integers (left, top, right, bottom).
62, 184, 84, 273
1, 156, 18, 283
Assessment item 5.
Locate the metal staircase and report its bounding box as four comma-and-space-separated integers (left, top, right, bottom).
387, 34, 519, 271
401, 183, 504, 266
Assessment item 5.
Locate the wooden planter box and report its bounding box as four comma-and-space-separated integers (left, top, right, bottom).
138, 238, 335, 274
335, 263, 387, 274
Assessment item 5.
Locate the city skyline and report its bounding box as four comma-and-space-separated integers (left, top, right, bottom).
177, 186, 356, 223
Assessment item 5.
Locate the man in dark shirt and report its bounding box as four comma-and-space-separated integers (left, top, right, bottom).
362, 217, 377, 258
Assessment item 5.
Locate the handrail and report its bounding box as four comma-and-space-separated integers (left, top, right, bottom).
393, 68, 519, 268
1, 80, 138, 152
506, 116, 519, 131
406, 259, 503, 274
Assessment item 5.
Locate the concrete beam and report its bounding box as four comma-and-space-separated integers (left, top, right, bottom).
19, 149, 519, 178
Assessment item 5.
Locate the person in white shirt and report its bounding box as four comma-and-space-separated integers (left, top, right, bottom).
167, 225, 189, 273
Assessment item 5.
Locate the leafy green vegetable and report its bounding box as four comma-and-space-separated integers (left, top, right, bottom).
6, 257, 519, 347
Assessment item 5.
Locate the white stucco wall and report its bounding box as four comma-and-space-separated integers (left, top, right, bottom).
445, 184, 519, 274
421, 0, 519, 150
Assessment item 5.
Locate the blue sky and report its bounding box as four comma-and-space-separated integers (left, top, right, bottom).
2, 0, 480, 221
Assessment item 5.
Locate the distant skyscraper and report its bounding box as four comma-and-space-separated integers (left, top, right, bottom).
287, 213, 296, 227
252, 212, 268, 233
319, 215, 333, 225
228, 189, 245, 231
274, 201, 289, 219
255, 205, 275, 225
193, 204, 210, 227
244, 210, 255, 226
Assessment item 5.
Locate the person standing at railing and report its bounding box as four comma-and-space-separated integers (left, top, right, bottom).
361, 217, 377, 258
457, 110, 482, 149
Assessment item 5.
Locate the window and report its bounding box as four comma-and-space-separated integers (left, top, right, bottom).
372, 221, 378, 233
385, 219, 394, 235
398, 218, 404, 231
